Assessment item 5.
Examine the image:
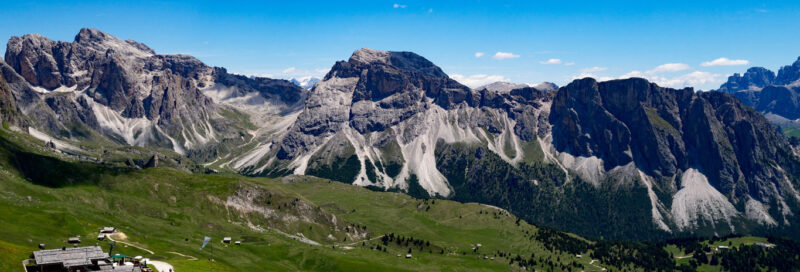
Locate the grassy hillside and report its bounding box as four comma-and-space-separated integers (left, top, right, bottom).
1, 127, 797, 271
0, 128, 602, 271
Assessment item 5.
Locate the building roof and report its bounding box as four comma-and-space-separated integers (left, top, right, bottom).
34, 246, 109, 267
98, 265, 142, 272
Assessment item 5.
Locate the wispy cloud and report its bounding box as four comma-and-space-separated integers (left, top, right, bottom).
573, 67, 721, 89
474, 52, 485, 58
428, 8, 433, 13
581, 67, 607, 73
564, 62, 575, 66
393, 3, 406, 8
643, 71, 720, 88
236, 67, 329, 80
648, 63, 690, 73
539, 58, 562, 65
450, 74, 510, 87
572, 72, 614, 82
493, 52, 520, 60
701, 57, 749, 67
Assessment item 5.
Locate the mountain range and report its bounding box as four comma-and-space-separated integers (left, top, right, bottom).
290, 76, 321, 90
714, 57, 800, 139
3, 28, 800, 240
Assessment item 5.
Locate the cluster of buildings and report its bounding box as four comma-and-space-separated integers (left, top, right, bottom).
24, 227, 155, 272
28, 246, 153, 272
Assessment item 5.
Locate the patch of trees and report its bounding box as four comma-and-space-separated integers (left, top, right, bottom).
380, 233, 438, 253
590, 240, 674, 271
533, 228, 589, 255
715, 236, 800, 272
434, 141, 669, 241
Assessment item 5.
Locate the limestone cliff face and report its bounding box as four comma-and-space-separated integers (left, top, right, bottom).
716, 57, 800, 122
5, 29, 800, 239
551, 78, 800, 231
0, 61, 23, 127
3, 28, 304, 154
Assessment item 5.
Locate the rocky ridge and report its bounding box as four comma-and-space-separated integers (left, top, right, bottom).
3, 29, 800, 239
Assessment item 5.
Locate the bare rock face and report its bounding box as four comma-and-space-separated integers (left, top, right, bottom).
776, 57, 800, 85
275, 48, 550, 161
3, 28, 304, 154
0, 61, 23, 127
551, 77, 800, 211
717, 67, 776, 93
144, 153, 158, 168
716, 57, 800, 121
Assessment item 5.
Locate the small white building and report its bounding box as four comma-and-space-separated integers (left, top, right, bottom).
405, 254, 412, 258
223, 237, 232, 244
100, 227, 116, 234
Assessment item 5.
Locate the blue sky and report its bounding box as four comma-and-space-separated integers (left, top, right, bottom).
1, 0, 799, 90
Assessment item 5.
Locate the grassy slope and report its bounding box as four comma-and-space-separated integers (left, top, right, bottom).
0, 127, 785, 272
0, 128, 603, 271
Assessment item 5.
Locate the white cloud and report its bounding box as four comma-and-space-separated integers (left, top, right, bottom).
619, 70, 646, 79
450, 74, 510, 88
282, 67, 296, 74
619, 70, 720, 88
393, 3, 406, 8
572, 69, 721, 89
648, 63, 690, 73
581, 67, 607, 73
539, 58, 562, 65
654, 71, 721, 88
246, 73, 275, 78
572, 73, 614, 82
238, 67, 328, 80
492, 52, 520, 60
564, 62, 575, 66
474, 52, 485, 58
701, 57, 749, 67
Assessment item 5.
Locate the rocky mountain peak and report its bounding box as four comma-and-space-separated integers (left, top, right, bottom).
73, 28, 155, 58
717, 67, 775, 93
74, 28, 113, 43
776, 56, 800, 85
349, 48, 391, 65
477, 81, 529, 92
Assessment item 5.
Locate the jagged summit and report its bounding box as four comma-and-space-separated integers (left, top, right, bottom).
714, 56, 800, 127
346, 48, 448, 78
348, 48, 391, 65
2, 28, 304, 156
477, 81, 528, 92
2, 29, 799, 240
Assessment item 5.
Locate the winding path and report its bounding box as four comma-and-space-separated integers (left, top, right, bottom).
106, 233, 154, 254
588, 259, 607, 271
105, 233, 181, 271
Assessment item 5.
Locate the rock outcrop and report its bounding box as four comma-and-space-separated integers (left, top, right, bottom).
3, 28, 305, 155
551, 78, 799, 216
714, 56, 800, 134
5, 30, 800, 239
0, 61, 23, 127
